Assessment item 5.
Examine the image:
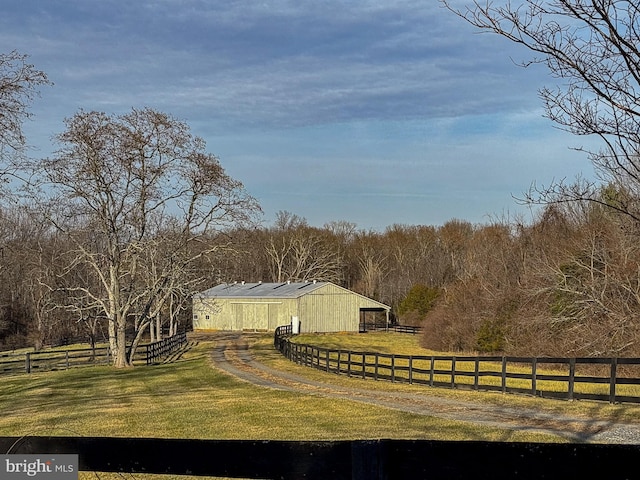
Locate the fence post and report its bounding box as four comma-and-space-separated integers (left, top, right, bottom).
474, 357, 479, 390
391, 355, 395, 383
451, 357, 456, 388
532, 358, 537, 396
501, 357, 507, 393
362, 353, 366, 380
66, 351, 70, 370
375, 353, 379, 380
326, 349, 330, 373
25, 353, 31, 374
568, 358, 576, 401
409, 356, 413, 384
609, 357, 617, 404
429, 356, 435, 387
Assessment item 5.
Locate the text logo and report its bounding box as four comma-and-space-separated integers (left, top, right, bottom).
1, 455, 78, 480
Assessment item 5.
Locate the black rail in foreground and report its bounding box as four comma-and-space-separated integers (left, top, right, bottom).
1, 436, 639, 480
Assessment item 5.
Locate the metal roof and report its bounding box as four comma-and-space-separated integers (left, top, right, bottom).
197, 281, 328, 299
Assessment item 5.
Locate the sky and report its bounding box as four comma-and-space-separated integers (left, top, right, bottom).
1, 0, 596, 231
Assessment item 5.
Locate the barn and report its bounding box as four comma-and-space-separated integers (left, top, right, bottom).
192, 281, 390, 333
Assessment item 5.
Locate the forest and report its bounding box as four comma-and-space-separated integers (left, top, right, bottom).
2, 199, 639, 360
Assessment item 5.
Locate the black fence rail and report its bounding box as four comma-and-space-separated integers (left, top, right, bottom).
0, 331, 188, 375
0, 346, 113, 375
360, 323, 422, 334
2, 436, 639, 480
273, 326, 640, 404
145, 330, 188, 365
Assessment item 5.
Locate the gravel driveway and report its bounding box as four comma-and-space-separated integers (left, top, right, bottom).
196, 332, 640, 444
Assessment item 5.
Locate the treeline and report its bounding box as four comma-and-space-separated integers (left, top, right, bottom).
3, 192, 639, 360
222, 202, 640, 358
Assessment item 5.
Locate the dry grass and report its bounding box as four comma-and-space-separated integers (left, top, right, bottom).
5, 333, 633, 479
0, 340, 556, 442
273, 332, 640, 423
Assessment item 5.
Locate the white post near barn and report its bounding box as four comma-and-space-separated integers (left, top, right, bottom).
291, 316, 300, 334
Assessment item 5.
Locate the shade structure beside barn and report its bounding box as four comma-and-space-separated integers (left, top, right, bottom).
192, 281, 390, 333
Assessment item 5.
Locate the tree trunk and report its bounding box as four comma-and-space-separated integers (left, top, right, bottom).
156, 314, 162, 341
128, 320, 150, 365
108, 318, 117, 364
149, 318, 156, 343
114, 319, 129, 368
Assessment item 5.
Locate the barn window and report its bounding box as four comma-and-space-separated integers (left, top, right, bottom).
193, 314, 198, 319
206, 315, 210, 320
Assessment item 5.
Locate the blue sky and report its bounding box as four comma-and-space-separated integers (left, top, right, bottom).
2, 0, 595, 230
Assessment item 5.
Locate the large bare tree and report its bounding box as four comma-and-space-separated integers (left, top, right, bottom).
443, 0, 640, 220
33, 108, 260, 367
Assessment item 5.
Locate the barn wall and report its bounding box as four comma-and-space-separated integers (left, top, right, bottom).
193, 297, 298, 331
299, 284, 361, 333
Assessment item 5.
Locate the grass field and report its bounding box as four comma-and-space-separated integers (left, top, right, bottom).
0, 338, 559, 442
270, 332, 640, 422
3, 332, 640, 479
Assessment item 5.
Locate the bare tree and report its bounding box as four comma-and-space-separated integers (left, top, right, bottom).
350, 231, 388, 302
0, 50, 50, 168
443, 0, 640, 220
266, 217, 343, 283
32, 108, 260, 367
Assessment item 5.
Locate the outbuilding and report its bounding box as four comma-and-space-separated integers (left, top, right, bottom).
192, 281, 390, 333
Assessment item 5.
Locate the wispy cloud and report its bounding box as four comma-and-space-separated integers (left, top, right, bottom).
1, 0, 591, 228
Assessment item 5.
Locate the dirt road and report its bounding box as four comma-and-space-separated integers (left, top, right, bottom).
197, 332, 640, 444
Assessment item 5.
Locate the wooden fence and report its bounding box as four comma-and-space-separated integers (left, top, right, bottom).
0, 331, 188, 376
144, 330, 188, 365
274, 326, 640, 404
360, 323, 422, 334
2, 436, 639, 479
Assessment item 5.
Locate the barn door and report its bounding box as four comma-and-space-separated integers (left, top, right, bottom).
234, 303, 269, 331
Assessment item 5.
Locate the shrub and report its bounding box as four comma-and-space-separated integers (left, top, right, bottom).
475, 319, 506, 353
398, 284, 441, 320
